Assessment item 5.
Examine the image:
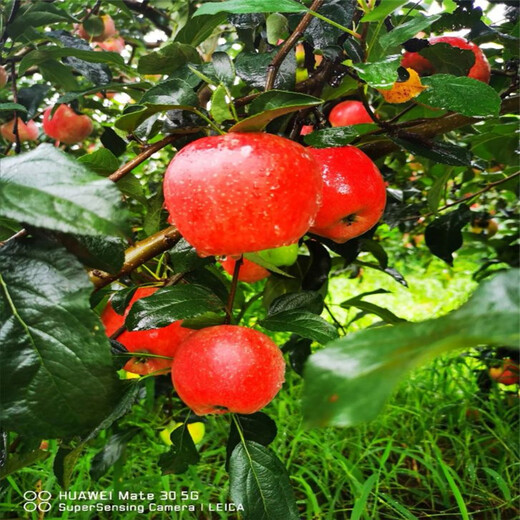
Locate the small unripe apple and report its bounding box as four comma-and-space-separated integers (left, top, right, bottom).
163, 132, 322, 256
43, 105, 93, 145
258, 243, 299, 266
0, 118, 38, 143
402, 36, 490, 83
328, 100, 373, 127
220, 257, 271, 282
159, 421, 205, 446
0, 65, 7, 88
171, 325, 286, 415
309, 146, 386, 243
101, 287, 194, 375
77, 14, 117, 42
94, 36, 126, 53
489, 358, 519, 386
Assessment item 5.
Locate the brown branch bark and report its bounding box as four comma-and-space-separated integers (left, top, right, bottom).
265, 0, 325, 91
360, 95, 520, 160
88, 225, 181, 289
122, 0, 172, 37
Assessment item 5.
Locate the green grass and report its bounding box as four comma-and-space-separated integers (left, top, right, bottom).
1, 259, 518, 519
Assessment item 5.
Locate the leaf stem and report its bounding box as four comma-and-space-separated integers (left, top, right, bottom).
225, 257, 243, 324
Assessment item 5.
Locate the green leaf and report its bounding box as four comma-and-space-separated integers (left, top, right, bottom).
115, 80, 198, 132
19, 46, 125, 75
303, 269, 520, 428
229, 441, 299, 520
380, 14, 441, 49
425, 205, 472, 265
0, 238, 127, 438
235, 50, 296, 90
159, 424, 200, 475
78, 148, 120, 176
169, 238, 214, 273
0, 103, 27, 114
175, 13, 228, 47
244, 252, 294, 277
260, 310, 338, 344
194, 0, 306, 16
266, 13, 289, 45
391, 137, 473, 166
360, 0, 409, 22
0, 144, 129, 238
125, 285, 225, 331
54, 445, 85, 489
340, 300, 406, 325
138, 43, 201, 75
211, 85, 234, 124
417, 75, 501, 117
230, 90, 322, 132
351, 55, 401, 89
83, 16, 105, 37
268, 291, 324, 316
419, 43, 475, 76
303, 125, 375, 147
213, 52, 236, 86
39, 60, 80, 91
427, 168, 454, 213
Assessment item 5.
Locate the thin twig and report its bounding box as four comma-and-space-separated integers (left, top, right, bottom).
324, 302, 346, 334
265, 0, 325, 91
0, 228, 27, 247
403, 171, 520, 222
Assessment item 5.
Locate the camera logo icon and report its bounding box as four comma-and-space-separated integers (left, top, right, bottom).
23, 491, 52, 512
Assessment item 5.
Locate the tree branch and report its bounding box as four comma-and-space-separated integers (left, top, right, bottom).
122, 0, 172, 37
265, 0, 325, 91
88, 226, 181, 289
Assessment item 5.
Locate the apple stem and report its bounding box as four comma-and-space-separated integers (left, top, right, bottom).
225, 256, 243, 324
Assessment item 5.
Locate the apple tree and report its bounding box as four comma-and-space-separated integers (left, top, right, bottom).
0, 0, 518, 517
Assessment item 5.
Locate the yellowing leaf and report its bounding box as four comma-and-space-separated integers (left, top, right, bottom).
379, 68, 427, 104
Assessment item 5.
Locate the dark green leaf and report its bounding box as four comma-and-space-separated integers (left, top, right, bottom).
282, 335, 312, 375
138, 43, 201, 75
83, 16, 105, 37
417, 75, 501, 117
0, 103, 27, 114
419, 43, 475, 76
304, 1, 355, 48
0, 239, 127, 438
226, 413, 277, 469
101, 127, 127, 157
211, 85, 234, 124
78, 148, 120, 176
380, 14, 441, 49
427, 168, 454, 213
159, 424, 200, 475
90, 428, 139, 480
302, 240, 331, 291
53, 445, 84, 489
231, 90, 322, 132
194, 0, 306, 16
213, 52, 236, 86
229, 441, 299, 520
0, 449, 50, 479
0, 144, 129, 238
340, 299, 406, 325
425, 205, 472, 265
260, 309, 338, 344
391, 137, 473, 166
17, 84, 50, 120
125, 285, 225, 331
169, 238, 214, 273
303, 269, 520, 427
235, 51, 296, 90
39, 60, 80, 91
303, 124, 375, 147
268, 291, 324, 316
175, 13, 228, 47
351, 55, 401, 89
360, 239, 388, 269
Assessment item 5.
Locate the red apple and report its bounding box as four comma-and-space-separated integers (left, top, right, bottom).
328, 100, 373, 127
94, 36, 126, 53
309, 146, 386, 242
163, 132, 322, 256
0, 118, 38, 143
220, 257, 271, 282
101, 287, 194, 375
0, 65, 7, 88
401, 36, 490, 83
300, 124, 314, 135
77, 14, 117, 42
489, 359, 519, 386
43, 105, 93, 145
171, 325, 285, 415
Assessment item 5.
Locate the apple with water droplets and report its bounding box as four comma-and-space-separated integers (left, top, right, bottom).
163, 132, 322, 257
171, 325, 285, 415
309, 146, 386, 243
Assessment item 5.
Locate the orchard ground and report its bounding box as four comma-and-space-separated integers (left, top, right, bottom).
3, 249, 518, 520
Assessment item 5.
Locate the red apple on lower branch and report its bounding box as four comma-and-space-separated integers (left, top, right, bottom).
163, 132, 322, 256
171, 325, 286, 415
309, 146, 386, 243
43, 104, 93, 145
101, 287, 194, 375
220, 257, 271, 282
0, 118, 38, 142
